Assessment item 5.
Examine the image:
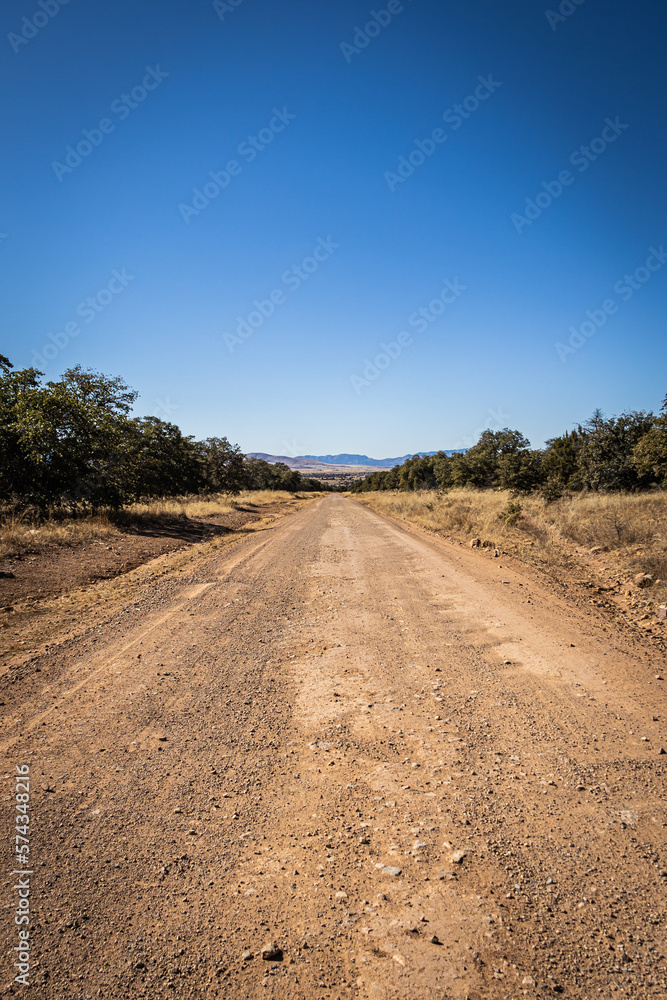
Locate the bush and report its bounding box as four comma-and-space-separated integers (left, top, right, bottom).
498, 501, 523, 526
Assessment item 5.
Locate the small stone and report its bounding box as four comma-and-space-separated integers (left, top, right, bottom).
449, 850, 466, 865
382, 867, 402, 877
522, 976, 536, 986
430, 934, 441, 944
635, 573, 654, 588
242, 950, 253, 961
470, 538, 481, 549
413, 840, 427, 850
260, 942, 282, 961
335, 891, 348, 900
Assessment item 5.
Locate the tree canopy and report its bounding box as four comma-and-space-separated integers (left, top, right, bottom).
351, 402, 667, 498
0, 362, 327, 510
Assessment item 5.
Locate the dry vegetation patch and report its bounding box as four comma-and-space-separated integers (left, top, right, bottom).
0, 491, 303, 561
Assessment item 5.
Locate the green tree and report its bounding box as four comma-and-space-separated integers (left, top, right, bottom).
541, 429, 583, 492
633, 395, 667, 484
577, 410, 655, 491
451, 429, 531, 488
199, 437, 246, 494
119, 417, 202, 500
0, 364, 137, 508
497, 449, 544, 494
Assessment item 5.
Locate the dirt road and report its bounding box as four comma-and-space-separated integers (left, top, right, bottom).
2, 494, 666, 999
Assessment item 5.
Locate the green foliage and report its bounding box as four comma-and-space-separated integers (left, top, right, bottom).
541, 430, 582, 491
198, 437, 246, 494
498, 500, 523, 526
0, 364, 138, 509
0, 361, 326, 511
353, 399, 667, 497
118, 417, 202, 501
450, 429, 532, 489
576, 409, 655, 492
244, 458, 301, 492
632, 395, 667, 483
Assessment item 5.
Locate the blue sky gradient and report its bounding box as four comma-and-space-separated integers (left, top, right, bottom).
2, 0, 665, 456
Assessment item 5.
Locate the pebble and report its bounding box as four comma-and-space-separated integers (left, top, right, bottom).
382, 867, 402, 877
449, 850, 466, 865
260, 942, 283, 961
242, 950, 253, 961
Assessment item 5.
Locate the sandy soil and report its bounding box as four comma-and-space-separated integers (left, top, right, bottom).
0, 502, 298, 610
1, 494, 666, 999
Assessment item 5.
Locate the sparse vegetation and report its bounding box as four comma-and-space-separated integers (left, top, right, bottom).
0, 509, 116, 561
0, 491, 306, 561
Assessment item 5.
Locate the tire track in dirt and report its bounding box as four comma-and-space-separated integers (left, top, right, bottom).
1, 495, 666, 999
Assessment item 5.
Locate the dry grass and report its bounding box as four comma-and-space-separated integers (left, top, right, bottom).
356, 488, 667, 601
0, 491, 304, 561
0, 510, 117, 561
123, 489, 296, 520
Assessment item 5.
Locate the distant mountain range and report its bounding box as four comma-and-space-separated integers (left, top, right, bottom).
246, 451, 465, 470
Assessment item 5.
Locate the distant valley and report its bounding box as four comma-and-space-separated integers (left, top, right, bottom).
246, 450, 465, 470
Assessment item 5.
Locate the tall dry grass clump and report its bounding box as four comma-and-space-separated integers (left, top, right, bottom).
0, 490, 303, 561
124, 489, 298, 521
0, 508, 117, 560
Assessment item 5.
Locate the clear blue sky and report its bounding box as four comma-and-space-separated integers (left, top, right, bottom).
2, 0, 665, 457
